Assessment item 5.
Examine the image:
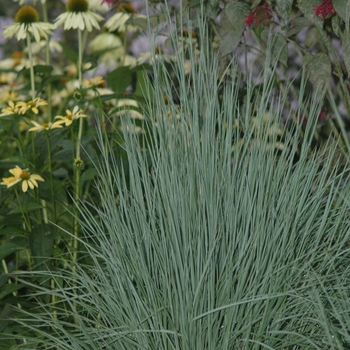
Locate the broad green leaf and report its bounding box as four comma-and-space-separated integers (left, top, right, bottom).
0, 304, 19, 333
134, 69, 154, 101
59, 42, 78, 63
107, 66, 132, 94
220, 30, 246, 57
271, 33, 288, 66
303, 52, 331, 94
286, 17, 311, 37
277, 0, 293, 21
0, 237, 28, 260
331, 15, 340, 36
341, 31, 350, 76
224, 1, 250, 29
304, 26, 321, 48
52, 167, 68, 178
132, 15, 167, 31
219, 2, 250, 56
33, 128, 68, 165
80, 168, 98, 186
297, 0, 323, 27
9, 202, 43, 214
0, 225, 26, 237
333, 0, 350, 25
37, 74, 67, 93
34, 65, 53, 76
0, 156, 27, 171
29, 223, 55, 271
0, 283, 25, 300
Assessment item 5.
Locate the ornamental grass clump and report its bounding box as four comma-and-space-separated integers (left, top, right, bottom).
8, 15, 350, 350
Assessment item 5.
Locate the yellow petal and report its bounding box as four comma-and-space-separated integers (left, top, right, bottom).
22, 180, 28, 192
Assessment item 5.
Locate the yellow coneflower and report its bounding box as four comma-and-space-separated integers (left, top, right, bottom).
28, 120, 63, 132
55, 105, 87, 126
1, 166, 44, 192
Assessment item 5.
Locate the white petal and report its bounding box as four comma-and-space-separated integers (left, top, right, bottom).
30, 24, 40, 42
85, 15, 93, 32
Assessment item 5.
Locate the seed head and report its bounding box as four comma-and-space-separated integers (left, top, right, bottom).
15, 5, 39, 24
66, 0, 89, 12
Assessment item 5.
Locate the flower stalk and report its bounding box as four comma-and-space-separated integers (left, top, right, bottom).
26, 34, 35, 100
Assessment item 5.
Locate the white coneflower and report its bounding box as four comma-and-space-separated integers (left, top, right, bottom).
88, 0, 110, 14
137, 46, 174, 65
116, 99, 144, 120
89, 32, 125, 69
104, 3, 145, 33
3, 5, 54, 42
54, 0, 104, 32
24, 39, 63, 55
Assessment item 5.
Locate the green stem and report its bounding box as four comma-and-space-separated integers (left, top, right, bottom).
73, 30, 84, 253
26, 34, 35, 100
46, 132, 56, 224
78, 29, 83, 88
14, 189, 32, 232
71, 28, 86, 317
24, 34, 36, 156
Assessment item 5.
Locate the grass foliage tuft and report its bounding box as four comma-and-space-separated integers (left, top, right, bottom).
9, 14, 350, 350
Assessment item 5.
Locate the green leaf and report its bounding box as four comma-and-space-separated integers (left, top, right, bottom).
132, 14, 167, 31
59, 42, 78, 63
297, 0, 323, 27
220, 30, 245, 57
219, 2, 250, 56
303, 52, 331, 94
134, 69, 154, 101
0, 304, 18, 333
331, 16, 340, 36
0, 237, 29, 260
341, 30, 350, 76
277, 0, 293, 21
80, 168, 98, 186
29, 224, 55, 272
34, 65, 53, 76
333, 0, 350, 26
286, 17, 311, 37
0, 156, 27, 171
52, 167, 68, 178
37, 74, 67, 92
0, 283, 25, 300
107, 66, 132, 94
0, 225, 26, 237
9, 202, 43, 214
271, 33, 288, 66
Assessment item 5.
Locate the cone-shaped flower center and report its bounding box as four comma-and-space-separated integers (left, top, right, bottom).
118, 3, 136, 14
20, 171, 30, 179
66, 0, 89, 12
15, 5, 39, 24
